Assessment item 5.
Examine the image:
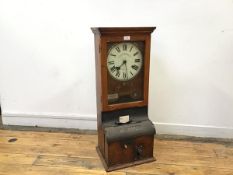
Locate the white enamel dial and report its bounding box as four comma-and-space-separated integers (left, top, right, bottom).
107, 42, 143, 81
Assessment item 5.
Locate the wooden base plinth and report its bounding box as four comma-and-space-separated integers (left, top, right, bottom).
96, 146, 155, 172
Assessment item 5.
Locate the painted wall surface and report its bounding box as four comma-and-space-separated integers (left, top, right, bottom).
0, 0, 233, 137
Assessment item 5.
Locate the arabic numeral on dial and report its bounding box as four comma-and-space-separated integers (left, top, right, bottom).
135, 59, 140, 63
108, 61, 114, 65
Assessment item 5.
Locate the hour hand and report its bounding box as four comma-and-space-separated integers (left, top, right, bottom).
116, 60, 127, 70
115, 66, 120, 70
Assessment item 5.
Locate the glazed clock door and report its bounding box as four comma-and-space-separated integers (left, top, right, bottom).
107, 41, 145, 105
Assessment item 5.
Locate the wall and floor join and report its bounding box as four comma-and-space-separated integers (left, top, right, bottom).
0, 1, 233, 138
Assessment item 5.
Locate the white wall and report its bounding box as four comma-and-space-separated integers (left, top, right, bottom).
0, 0, 233, 138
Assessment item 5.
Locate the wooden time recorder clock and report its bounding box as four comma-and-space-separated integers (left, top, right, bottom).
91, 27, 156, 171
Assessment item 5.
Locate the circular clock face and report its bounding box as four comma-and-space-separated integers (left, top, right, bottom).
107, 42, 143, 81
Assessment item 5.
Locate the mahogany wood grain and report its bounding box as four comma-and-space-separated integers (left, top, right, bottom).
92, 27, 156, 171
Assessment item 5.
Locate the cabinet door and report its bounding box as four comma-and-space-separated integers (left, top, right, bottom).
134, 135, 154, 160
108, 141, 134, 166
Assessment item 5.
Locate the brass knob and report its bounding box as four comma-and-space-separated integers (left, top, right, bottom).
124, 144, 128, 149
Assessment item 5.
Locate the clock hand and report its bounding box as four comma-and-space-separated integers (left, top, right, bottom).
124, 61, 128, 80
116, 60, 127, 70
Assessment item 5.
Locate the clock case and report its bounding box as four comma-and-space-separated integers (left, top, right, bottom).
92, 27, 156, 171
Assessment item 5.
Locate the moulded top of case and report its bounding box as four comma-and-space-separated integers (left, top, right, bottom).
91, 27, 156, 36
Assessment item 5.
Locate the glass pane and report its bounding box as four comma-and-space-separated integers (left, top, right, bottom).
107, 41, 144, 104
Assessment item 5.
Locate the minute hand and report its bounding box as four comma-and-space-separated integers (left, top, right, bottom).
124, 61, 128, 80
